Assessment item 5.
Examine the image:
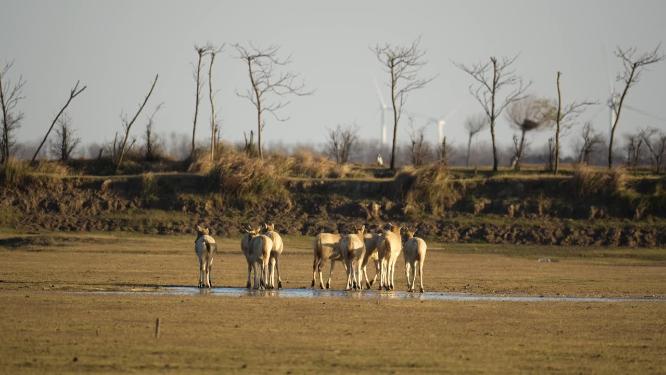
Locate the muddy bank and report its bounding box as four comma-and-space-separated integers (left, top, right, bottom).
2, 174, 665, 247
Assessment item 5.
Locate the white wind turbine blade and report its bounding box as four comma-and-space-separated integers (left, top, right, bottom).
437, 108, 458, 144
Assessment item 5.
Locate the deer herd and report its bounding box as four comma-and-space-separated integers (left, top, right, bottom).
194, 222, 428, 293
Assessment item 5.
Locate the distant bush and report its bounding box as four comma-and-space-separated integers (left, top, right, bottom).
32, 161, 70, 176
140, 172, 159, 206
206, 151, 291, 209
400, 164, 461, 216
0, 158, 30, 186
272, 148, 363, 179
571, 165, 627, 199
0, 159, 69, 188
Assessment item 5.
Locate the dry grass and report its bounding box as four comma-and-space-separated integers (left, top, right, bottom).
0, 232, 664, 374
570, 165, 628, 199
401, 164, 461, 216
279, 148, 367, 179
0, 159, 70, 186
206, 151, 290, 208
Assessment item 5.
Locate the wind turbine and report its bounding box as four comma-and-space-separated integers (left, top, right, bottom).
373, 78, 391, 146
433, 110, 457, 145
406, 109, 458, 144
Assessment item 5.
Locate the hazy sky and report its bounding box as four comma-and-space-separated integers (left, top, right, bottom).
1, 0, 665, 156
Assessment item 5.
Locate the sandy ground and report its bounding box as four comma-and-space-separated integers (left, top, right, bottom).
0, 231, 665, 374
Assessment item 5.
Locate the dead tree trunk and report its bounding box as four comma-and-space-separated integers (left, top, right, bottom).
608, 45, 663, 169
115, 74, 158, 172
191, 46, 209, 160
31, 81, 86, 163
208, 47, 223, 161
554, 72, 562, 174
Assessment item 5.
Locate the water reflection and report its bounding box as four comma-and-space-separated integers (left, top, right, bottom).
85, 286, 664, 303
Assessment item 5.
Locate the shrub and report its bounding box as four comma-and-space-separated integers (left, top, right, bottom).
400, 164, 461, 216
206, 151, 291, 209
32, 161, 70, 176
0, 158, 30, 186
570, 165, 627, 199
269, 148, 363, 179
140, 172, 159, 206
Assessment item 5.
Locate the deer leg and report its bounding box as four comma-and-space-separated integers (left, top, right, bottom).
419, 260, 425, 293
198, 257, 204, 288
246, 261, 252, 289
276, 255, 282, 289
326, 261, 335, 290
312, 256, 318, 288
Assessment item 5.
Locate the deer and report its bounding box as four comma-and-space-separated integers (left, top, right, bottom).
261, 223, 284, 289
339, 225, 366, 290
194, 224, 217, 288
403, 228, 427, 292
377, 223, 402, 291
240, 225, 273, 289
312, 232, 345, 289
360, 230, 383, 289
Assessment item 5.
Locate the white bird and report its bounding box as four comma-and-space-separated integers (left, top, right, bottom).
376, 153, 384, 166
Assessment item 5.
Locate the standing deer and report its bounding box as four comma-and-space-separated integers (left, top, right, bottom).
361, 230, 383, 289
240, 225, 273, 289
194, 224, 217, 288
403, 228, 427, 292
312, 232, 345, 289
261, 223, 284, 289
339, 225, 366, 290
378, 223, 402, 291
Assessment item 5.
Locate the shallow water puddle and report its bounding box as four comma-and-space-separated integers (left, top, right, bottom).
80, 287, 664, 303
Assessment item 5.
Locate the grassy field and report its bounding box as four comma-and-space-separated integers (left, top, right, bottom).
0, 231, 665, 374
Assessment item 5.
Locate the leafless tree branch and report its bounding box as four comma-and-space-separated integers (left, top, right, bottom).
454, 54, 530, 171
115, 74, 159, 172
31, 80, 87, 162
0, 61, 26, 165
372, 37, 435, 170
608, 44, 664, 168
234, 42, 312, 159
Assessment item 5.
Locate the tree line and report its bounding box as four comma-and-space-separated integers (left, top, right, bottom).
1, 40, 663, 174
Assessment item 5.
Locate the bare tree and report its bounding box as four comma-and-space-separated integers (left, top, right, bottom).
505, 96, 551, 170
115, 74, 159, 172
551, 71, 594, 173
235, 43, 312, 159
31, 81, 86, 162
578, 122, 603, 164
49, 113, 80, 162
641, 127, 666, 173
242, 130, 257, 157
372, 37, 434, 171
625, 132, 645, 168
143, 103, 163, 161
190, 45, 212, 160
608, 45, 664, 169
407, 117, 431, 166
208, 45, 224, 161
437, 136, 451, 166
455, 55, 530, 172
0, 62, 25, 165
464, 114, 487, 167
326, 124, 358, 164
